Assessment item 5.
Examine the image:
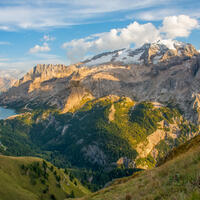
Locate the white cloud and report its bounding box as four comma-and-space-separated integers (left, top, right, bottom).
62, 15, 199, 63
29, 42, 50, 54
29, 35, 56, 55
160, 15, 199, 38
120, 22, 160, 47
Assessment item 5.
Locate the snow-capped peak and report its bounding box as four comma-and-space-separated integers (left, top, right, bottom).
153, 39, 183, 50
82, 40, 198, 67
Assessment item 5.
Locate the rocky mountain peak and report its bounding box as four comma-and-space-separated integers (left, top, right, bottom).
82, 40, 199, 67
14, 64, 78, 87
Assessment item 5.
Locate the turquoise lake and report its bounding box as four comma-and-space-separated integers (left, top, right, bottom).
0, 107, 16, 120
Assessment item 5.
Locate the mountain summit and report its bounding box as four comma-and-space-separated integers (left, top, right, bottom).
82, 40, 198, 66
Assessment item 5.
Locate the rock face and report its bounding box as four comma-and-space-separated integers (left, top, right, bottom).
116, 157, 135, 169
0, 41, 199, 124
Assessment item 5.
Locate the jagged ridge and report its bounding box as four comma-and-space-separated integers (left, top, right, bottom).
82, 40, 198, 66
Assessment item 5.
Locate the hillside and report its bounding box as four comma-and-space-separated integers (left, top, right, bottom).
0, 155, 89, 200
76, 135, 200, 200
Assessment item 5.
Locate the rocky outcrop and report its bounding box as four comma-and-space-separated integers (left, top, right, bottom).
136, 120, 180, 158
116, 157, 135, 169
108, 104, 116, 122
82, 144, 107, 166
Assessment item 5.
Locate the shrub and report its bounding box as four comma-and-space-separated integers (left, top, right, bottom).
64, 168, 68, 174
56, 175, 61, 182
40, 178, 46, 184
50, 194, 56, 200
50, 165, 54, 171
125, 194, 132, 200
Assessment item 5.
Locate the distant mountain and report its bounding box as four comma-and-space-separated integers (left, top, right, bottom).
0, 69, 24, 92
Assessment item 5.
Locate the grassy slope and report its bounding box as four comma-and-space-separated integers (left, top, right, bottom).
0, 155, 89, 200
76, 135, 200, 200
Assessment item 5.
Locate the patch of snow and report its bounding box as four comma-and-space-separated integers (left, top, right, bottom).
85, 54, 114, 66
82, 39, 191, 67
114, 49, 129, 61
84, 48, 144, 66
117, 50, 123, 55
155, 39, 186, 50
156, 39, 176, 50
130, 51, 143, 64
115, 49, 144, 64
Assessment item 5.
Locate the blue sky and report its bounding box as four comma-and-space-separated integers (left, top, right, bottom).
0, 0, 199, 71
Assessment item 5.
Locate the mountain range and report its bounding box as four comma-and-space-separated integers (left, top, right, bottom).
0, 40, 200, 199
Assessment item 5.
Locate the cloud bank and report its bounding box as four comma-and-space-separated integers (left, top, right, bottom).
62, 15, 199, 62
161, 15, 199, 38
0, 0, 168, 30
0, 0, 199, 30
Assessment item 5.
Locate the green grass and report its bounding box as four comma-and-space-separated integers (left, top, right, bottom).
76, 135, 200, 200
158, 134, 200, 166
0, 155, 90, 200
